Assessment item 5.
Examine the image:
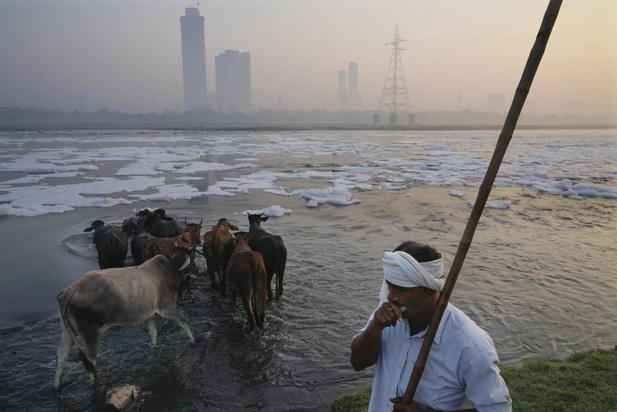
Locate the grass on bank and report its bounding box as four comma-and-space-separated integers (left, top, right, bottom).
331, 348, 617, 412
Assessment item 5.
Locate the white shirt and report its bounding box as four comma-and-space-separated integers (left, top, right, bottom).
357, 304, 512, 412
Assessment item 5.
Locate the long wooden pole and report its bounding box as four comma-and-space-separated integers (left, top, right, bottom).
402, 0, 563, 405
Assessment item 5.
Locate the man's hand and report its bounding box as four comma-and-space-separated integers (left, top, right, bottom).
373, 301, 407, 329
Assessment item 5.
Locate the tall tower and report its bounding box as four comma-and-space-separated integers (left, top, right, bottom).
376, 24, 411, 125
338, 70, 347, 110
348, 62, 359, 110
180, 6, 208, 111
214, 50, 252, 112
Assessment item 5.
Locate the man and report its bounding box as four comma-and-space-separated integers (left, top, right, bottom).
350, 241, 512, 412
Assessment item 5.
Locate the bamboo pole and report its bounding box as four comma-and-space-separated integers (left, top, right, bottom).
402, 0, 563, 405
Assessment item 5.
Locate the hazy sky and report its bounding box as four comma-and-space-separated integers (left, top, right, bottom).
0, 0, 615, 114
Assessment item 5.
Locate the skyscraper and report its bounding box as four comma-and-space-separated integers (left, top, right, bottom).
214, 50, 252, 113
338, 70, 347, 110
180, 7, 208, 111
347, 62, 359, 110
337, 63, 362, 111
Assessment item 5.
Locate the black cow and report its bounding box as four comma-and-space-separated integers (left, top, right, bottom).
247, 213, 287, 301
83, 220, 128, 269
121, 216, 146, 236
148, 212, 181, 238
131, 230, 155, 265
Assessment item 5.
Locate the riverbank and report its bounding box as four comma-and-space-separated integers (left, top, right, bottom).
330, 347, 617, 412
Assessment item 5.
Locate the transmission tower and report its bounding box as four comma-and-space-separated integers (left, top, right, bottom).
376, 24, 411, 125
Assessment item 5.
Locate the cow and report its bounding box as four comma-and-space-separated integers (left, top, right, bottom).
247, 213, 287, 301
130, 230, 155, 265
226, 233, 267, 330
179, 218, 203, 246
84, 220, 128, 269
141, 232, 196, 262
53, 246, 196, 389
148, 211, 181, 238
121, 216, 146, 237
141, 231, 200, 296
202, 218, 239, 295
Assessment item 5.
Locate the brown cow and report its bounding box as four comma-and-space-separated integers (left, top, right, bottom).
141, 232, 199, 297
141, 232, 196, 262
178, 218, 203, 246
202, 218, 239, 295
226, 234, 267, 330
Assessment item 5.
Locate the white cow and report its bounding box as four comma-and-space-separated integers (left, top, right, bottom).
54, 247, 196, 389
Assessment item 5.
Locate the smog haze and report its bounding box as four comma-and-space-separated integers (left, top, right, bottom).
1, 0, 615, 117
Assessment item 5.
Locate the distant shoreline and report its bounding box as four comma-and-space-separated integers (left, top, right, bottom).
1, 122, 615, 132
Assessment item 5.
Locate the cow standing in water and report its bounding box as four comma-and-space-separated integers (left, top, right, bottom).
84, 220, 128, 269
54, 247, 196, 389
226, 232, 267, 330
202, 218, 239, 295
247, 213, 287, 301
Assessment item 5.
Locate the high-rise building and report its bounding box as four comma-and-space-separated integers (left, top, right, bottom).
347, 62, 361, 110
180, 7, 208, 111
214, 50, 252, 113
337, 63, 362, 111
338, 70, 347, 110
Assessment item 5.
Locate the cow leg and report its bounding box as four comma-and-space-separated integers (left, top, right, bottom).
276, 260, 286, 298
266, 271, 275, 301
252, 291, 263, 329
146, 318, 158, 346
219, 266, 227, 296
159, 308, 196, 343
54, 326, 74, 389
257, 286, 266, 328
241, 293, 255, 331
275, 273, 283, 300
208, 267, 218, 291
77, 326, 102, 383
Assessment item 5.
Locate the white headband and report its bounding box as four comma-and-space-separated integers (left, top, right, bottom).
379, 250, 445, 303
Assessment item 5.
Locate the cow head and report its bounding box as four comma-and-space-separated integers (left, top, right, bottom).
234, 231, 249, 241
217, 218, 239, 231
84, 220, 106, 232
247, 213, 269, 227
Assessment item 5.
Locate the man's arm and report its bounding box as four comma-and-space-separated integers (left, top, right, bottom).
350, 319, 383, 371
350, 302, 405, 371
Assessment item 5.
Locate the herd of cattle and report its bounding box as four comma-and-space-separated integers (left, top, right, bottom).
54, 208, 287, 389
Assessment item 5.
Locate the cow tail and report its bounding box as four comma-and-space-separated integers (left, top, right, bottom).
110, 234, 126, 266
57, 287, 78, 340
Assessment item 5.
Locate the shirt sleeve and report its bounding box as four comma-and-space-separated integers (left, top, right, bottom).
354, 308, 378, 337
461, 348, 512, 412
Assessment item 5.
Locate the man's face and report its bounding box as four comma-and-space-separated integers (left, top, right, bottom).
386, 280, 427, 319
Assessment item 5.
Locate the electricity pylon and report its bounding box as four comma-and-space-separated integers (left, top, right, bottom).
376, 24, 411, 125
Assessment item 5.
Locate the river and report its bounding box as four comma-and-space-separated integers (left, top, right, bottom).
0, 128, 615, 411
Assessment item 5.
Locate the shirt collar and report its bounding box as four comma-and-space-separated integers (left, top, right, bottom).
408, 304, 452, 345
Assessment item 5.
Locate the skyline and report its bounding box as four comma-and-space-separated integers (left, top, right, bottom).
0, 0, 615, 116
